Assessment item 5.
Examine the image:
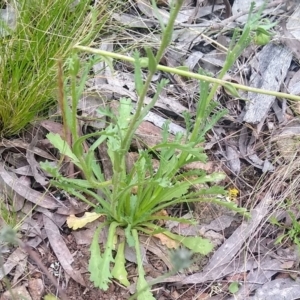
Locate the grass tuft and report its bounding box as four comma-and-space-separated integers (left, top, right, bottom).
0, 0, 112, 137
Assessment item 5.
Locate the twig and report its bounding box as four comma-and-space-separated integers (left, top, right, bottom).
73, 45, 300, 102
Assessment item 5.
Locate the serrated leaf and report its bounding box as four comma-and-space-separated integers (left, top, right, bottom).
210, 198, 249, 217
136, 274, 156, 300
40, 161, 61, 178
46, 132, 79, 164
67, 212, 102, 230
162, 231, 213, 255
59, 178, 94, 188
155, 177, 172, 188
89, 222, 118, 290
157, 182, 189, 203
111, 241, 130, 287
180, 236, 213, 255
89, 225, 110, 290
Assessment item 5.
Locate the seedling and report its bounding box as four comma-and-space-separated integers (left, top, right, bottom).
271, 211, 300, 251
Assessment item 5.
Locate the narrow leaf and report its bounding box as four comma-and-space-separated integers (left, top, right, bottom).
223, 83, 242, 98
111, 241, 130, 287
132, 229, 156, 300
145, 47, 157, 73
133, 51, 144, 96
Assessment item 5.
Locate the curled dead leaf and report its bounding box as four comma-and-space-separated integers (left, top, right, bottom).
154, 233, 179, 249
67, 212, 102, 230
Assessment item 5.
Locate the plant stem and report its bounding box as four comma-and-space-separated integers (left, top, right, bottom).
110, 0, 185, 207
74, 46, 300, 102
120, 0, 185, 155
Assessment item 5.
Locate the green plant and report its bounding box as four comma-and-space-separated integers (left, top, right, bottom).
271, 211, 300, 251
228, 281, 240, 294
0, 0, 112, 137
0, 196, 17, 229
38, 1, 274, 298
0, 226, 18, 299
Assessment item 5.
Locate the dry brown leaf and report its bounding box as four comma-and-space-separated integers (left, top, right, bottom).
0, 248, 27, 280
12, 257, 27, 285
97, 142, 113, 181
135, 121, 167, 148
39, 120, 64, 137
153, 210, 168, 217
153, 209, 168, 226
72, 222, 108, 245
153, 233, 179, 249
26, 135, 49, 186
0, 285, 32, 300
0, 162, 59, 209
11, 176, 30, 211
0, 139, 54, 160
183, 161, 215, 172
139, 235, 172, 269
66, 212, 102, 230
28, 278, 44, 300
43, 215, 86, 286
280, 261, 294, 269
196, 293, 211, 300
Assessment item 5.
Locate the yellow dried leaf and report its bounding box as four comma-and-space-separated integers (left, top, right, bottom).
154, 233, 179, 249
131, 185, 138, 194
153, 210, 168, 217
67, 212, 102, 230
153, 210, 168, 226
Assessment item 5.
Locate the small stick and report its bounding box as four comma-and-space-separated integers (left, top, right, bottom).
211, 0, 232, 19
